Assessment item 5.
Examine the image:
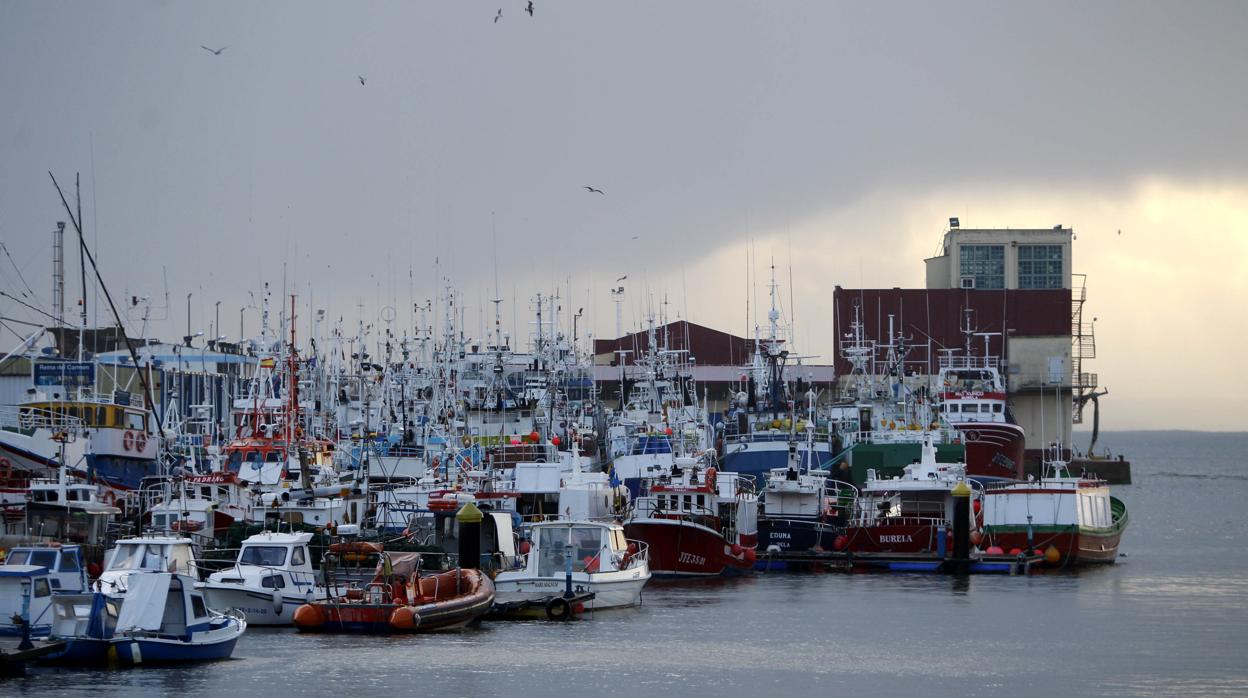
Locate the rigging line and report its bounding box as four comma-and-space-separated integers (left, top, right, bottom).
49, 171, 165, 440
0, 290, 59, 324
0, 242, 41, 302
0, 316, 45, 327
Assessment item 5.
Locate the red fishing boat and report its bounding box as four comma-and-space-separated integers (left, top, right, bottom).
981, 458, 1128, 566
844, 437, 978, 557
624, 453, 758, 577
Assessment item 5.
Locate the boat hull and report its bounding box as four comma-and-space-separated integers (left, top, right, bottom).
955, 422, 1025, 482
199, 585, 312, 626
719, 439, 834, 482
624, 518, 754, 577
493, 573, 647, 610
845, 522, 946, 555
756, 516, 844, 554
983, 525, 1123, 564
109, 631, 242, 665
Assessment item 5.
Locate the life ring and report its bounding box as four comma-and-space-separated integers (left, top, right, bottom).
102, 490, 117, 506
135, 432, 148, 452
122, 430, 135, 451
544, 597, 573, 621
705, 467, 717, 493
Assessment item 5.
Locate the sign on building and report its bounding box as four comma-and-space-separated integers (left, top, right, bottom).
33, 361, 96, 388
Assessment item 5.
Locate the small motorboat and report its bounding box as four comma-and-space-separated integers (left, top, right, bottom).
197, 531, 329, 626
44, 572, 246, 665
292, 553, 494, 633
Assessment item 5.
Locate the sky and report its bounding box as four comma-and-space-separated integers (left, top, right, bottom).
1, 1, 1246, 430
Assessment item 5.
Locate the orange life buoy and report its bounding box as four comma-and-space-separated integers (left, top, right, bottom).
122, 430, 135, 451
102, 490, 117, 506
135, 432, 148, 452
705, 467, 718, 493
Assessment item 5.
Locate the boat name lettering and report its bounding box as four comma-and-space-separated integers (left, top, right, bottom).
769, 532, 792, 540
678, 552, 706, 566
879, 535, 913, 543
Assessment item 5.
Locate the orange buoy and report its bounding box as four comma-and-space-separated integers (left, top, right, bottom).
969, 531, 983, 547
1008, 548, 1023, 556
1044, 546, 1061, 564
832, 535, 848, 551
551, 435, 561, 447
389, 606, 420, 630
292, 604, 325, 629
985, 545, 1005, 556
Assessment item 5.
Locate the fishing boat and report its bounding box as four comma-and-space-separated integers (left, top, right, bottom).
44, 572, 245, 665
291, 553, 494, 633
934, 312, 1026, 483
981, 457, 1128, 566
494, 519, 649, 611
624, 453, 758, 577
197, 531, 325, 626
844, 436, 978, 559
755, 434, 857, 561
0, 544, 89, 637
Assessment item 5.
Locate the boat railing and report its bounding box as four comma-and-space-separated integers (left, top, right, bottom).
0, 405, 84, 435
630, 497, 720, 525
621, 539, 649, 570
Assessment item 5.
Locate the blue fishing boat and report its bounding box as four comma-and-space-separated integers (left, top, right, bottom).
0, 544, 89, 637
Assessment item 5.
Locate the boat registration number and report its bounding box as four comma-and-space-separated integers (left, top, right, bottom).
678, 552, 706, 566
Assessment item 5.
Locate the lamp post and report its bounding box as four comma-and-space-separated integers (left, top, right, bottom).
185, 293, 193, 347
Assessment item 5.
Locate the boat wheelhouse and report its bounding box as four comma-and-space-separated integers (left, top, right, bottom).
97, 535, 202, 597
0, 544, 89, 637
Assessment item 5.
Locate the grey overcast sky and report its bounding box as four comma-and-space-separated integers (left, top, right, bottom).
2, 1, 1246, 429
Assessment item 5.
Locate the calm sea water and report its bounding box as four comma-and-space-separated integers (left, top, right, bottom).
10, 431, 1248, 697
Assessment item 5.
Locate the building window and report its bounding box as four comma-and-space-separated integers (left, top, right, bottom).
959, 245, 1005, 289
1018, 245, 1063, 288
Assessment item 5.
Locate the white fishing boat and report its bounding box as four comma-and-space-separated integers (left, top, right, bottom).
197, 531, 326, 625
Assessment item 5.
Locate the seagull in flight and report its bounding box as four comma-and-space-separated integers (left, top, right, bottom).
616, 275, 628, 283
494, 8, 502, 22
358, 75, 367, 86
525, 1, 534, 16
201, 45, 228, 56
584, 186, 605, 195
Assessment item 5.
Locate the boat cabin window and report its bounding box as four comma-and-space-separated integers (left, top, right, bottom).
28, 549, 57, 569
946, 404, 958, 413
109, 543, 173, 572
291, 546, 307, 567
125, 411, 145, 431
33, 578, 51, 598
992, 404, 1002, 413
240, 546, 287, 567
190, 594, 209, 619
609, 528, 627, 552
58, 552, 80, 572
226, 451, 243, 471
4, 550, 30, 565
260, 574, 286, 589
266, 452, 281, 463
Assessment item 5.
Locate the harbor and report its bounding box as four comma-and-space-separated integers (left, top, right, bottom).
3, 2, 1247, 695
0, 430, 1245, 694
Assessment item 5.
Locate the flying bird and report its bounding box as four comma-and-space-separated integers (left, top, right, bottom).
631, 235, 639, 240
495, 8, 502, 22
616, 275, 628, 283
201, 45, 228, 56
525, 1, 534, 16
358, 75, 367, 86
584, 186, 605, 195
